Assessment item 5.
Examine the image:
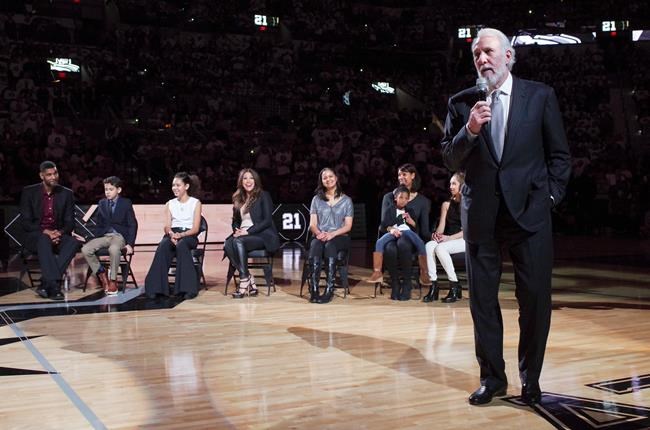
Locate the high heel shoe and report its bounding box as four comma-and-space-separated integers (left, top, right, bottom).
249, 274, 259, 297
232, 277, 252, 299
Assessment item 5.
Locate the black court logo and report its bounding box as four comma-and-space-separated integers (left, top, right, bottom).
587, 374, 650, 395
503, 392, 650, 429
273, 204, 309, 241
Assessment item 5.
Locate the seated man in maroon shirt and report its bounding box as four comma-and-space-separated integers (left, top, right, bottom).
19, 161, 81, 300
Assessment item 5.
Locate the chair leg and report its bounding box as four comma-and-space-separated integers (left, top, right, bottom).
300, 260, 309, 297
262, 263, 273, 296
201, 270, 207, 290
120, 263, 128, 292
269, 256, 276, 293
128, 265, 138, 288
300, 260, 310, 297
225, 263, 236, 295
83, 267, 92, 292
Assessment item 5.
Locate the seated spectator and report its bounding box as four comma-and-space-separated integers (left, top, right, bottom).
223, 168, 279, 298
423, 172, 466, 303
365, 185, 428, 286
307, 167, 353, 304
144, 172, 202, 299
381, 163, 432, 301
19, 160, 81, 300
81, 176, 138, 296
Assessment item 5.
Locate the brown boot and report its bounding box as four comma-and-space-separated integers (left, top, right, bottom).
418, 255, 432, 286
105, 279, 118, 295
365, 252, 384, 283
97, 270, 110, 291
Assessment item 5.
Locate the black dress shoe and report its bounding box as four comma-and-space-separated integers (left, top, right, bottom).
35, 287, 50, 299
521, 383, 542, 405
50, 290, 65, 301
469, 385, 507, 405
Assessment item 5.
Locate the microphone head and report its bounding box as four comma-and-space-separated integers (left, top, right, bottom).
476, 77, 488, 101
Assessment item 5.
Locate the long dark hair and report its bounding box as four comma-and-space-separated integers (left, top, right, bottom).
174, 171, 200, 197
232, 168, 263, 212
315, 167, 343, 201
398, 163, 421, 192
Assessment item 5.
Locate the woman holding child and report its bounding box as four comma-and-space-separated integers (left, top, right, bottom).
376, 164, 432, 301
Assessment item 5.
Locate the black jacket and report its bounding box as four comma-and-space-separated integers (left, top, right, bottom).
441, 76, 571, 242
91, 197, 138, 246
20, 183, 75, 234
231, 191, 280, 252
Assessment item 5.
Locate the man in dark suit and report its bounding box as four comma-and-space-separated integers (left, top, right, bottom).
441, 28, 571, 406
81, 176, 138, 295
20, 161, 81, 300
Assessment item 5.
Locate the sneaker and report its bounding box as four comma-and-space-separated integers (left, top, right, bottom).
105, 280, 118, 296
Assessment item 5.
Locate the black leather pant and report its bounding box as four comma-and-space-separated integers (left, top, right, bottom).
224, 235, 266, 279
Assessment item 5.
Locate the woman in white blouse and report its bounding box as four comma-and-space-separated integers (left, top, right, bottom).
145, 172, 203, 299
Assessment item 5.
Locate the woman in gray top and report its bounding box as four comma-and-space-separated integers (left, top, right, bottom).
308, 167, 354, 303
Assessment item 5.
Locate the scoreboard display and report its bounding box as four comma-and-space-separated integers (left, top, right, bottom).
457, 25, 483, 43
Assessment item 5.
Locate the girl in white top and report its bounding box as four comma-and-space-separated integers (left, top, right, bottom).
145, 172, 203, 299
168, 196, 199, 230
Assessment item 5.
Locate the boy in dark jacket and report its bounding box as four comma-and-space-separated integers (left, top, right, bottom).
81, 176, 137, 295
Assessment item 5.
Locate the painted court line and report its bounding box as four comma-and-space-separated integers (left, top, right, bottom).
0, 311, 108, 430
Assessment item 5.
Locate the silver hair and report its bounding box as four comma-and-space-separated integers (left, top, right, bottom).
471, 28, 516, 70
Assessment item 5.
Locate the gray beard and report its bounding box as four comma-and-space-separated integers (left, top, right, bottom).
485, 69, 507, 90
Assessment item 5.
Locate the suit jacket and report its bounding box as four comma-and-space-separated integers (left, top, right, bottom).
92, 197, 138, 246
20, 183, 75, 235
231, 190, 280, 252
441, 76, 571, 243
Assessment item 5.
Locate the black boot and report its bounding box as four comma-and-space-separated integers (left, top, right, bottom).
318, 257, 337, 303
399, 279, 411, 301
309, 257, 321, 303
390, 277, 400, 300
422, 281, 439, 302
441, 281, 462, 303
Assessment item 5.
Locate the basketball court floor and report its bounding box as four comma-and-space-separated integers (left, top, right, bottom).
0, 236, 649, 429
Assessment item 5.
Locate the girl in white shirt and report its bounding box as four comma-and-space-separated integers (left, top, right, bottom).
145, 172, 203, 299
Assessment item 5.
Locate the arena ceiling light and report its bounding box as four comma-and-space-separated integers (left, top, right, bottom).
47, 58, 80, 72
371, 82, 395, 94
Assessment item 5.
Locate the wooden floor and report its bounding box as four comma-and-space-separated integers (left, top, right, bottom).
0, 236, 649, 429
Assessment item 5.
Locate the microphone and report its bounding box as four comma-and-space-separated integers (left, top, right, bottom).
476, 77, 488, 101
